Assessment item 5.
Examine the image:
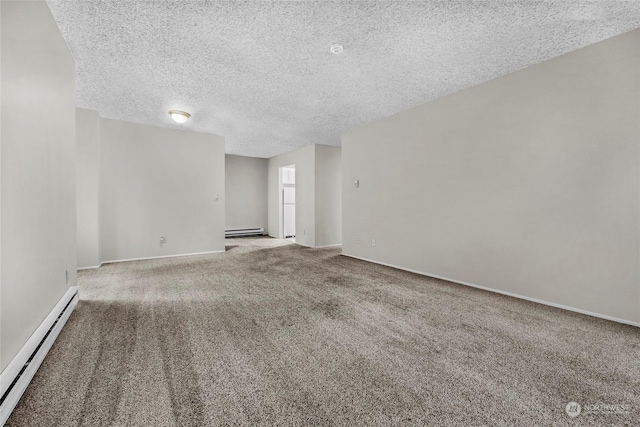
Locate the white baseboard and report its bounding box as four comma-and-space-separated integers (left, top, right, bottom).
342, 253, 640, 328
0, 287, 79, 426
77, 265, 99, 271
99, 250, 225, 266
315, 243, 342, 248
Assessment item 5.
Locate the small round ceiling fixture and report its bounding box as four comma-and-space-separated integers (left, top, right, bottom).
330, 43, 344, 54
169, 110, 190, 124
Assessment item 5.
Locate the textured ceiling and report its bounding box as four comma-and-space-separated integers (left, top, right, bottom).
47, 1, 640, 158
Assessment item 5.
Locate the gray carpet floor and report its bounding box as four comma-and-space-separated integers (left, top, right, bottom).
6, 237, 640, 426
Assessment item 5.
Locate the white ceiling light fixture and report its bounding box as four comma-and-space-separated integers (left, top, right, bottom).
169, 110, 190, 124
330, 43, 344, 54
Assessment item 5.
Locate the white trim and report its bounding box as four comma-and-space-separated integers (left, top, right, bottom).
99, 250, 225, 266
0, 287, 79, 426
77, 265, 99, 271
315, 243, 342, 248
342, 253, 640, 328
294, 242, 313, 248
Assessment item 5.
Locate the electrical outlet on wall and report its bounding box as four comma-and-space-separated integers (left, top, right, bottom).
160, 236, 166, 247
355, 237, 359, 244
303, 229, 306, 235
371, 239, 376, 246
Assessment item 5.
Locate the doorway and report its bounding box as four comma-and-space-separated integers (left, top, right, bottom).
280, 165, 295, 240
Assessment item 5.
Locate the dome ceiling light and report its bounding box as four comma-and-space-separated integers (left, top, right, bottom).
169, 110, 190, 124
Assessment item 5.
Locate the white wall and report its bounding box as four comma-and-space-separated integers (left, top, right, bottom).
268, 144, 315, 247
1, 0, 77, 371
99, 119, 225, 262
342, 30, 640, 325
225, 155, 268, 233
76, 108, 100, 268
315, 145, 342, 247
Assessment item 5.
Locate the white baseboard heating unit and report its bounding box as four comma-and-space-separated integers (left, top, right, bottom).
225, 228, 264, 238
0, 287, 79, 426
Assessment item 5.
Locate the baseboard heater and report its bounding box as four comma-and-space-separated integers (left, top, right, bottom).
225, 227, 264, 238
0, 287, 79, 426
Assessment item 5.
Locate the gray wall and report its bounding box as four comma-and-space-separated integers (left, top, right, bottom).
225, 155, 268, 233
99, 119, 225, 262
76, 108, 100, 268
342, 30, 640, 324
315, 145, 342, 247
268, 144, 316, 247
1, 1, 77, 371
